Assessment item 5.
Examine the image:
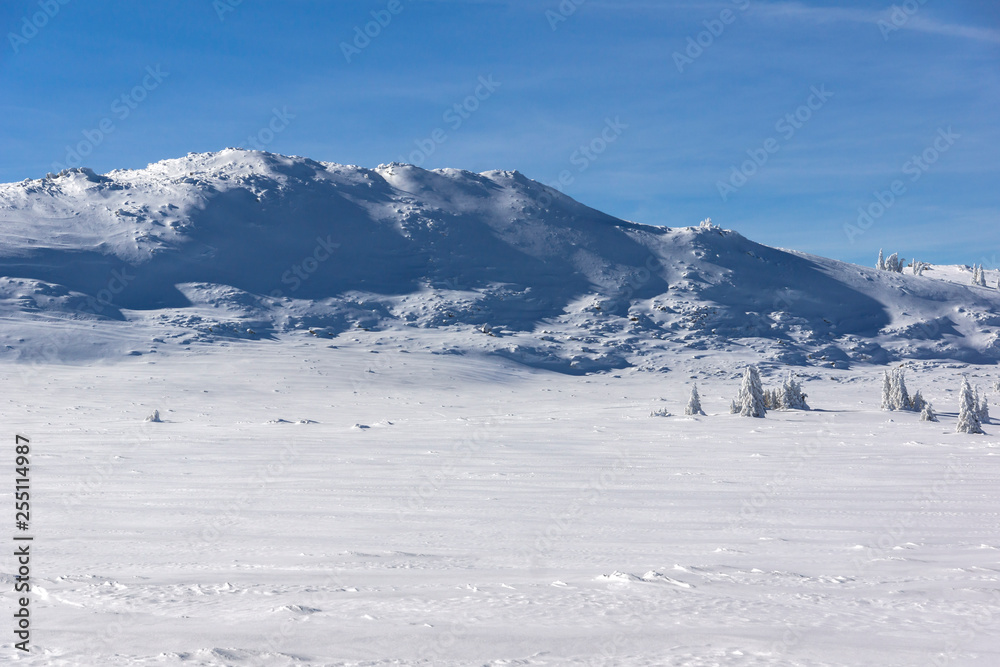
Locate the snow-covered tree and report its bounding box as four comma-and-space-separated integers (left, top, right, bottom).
977, 390, 990, 424
736, 365, 766, 418
971, 264, 988, 287
875, 250, 904, 272
891, 368, 911, 411
685, 385, 706, 416
911, 260, 928, 276
729, 399, 740, 414
957, 377, 984, 434
920, 402, 937, 422
881, 368, 917, 411
780, 373, 809, 410
881, 370, 893, 410
762, 388, 778, 410
910, 389, 926, 413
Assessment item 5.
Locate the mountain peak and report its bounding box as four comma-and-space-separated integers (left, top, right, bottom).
1, 151, 998, 370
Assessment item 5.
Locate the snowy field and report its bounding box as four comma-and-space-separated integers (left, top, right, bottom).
3, 332, 999, 666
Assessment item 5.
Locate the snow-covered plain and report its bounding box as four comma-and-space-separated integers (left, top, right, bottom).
1, 150, 999, 665
4, 334, 1000, 666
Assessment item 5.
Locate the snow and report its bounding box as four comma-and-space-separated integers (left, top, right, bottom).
2, 150, 1000, 664
4, 341, 1000, 665
3, 149, 1000, 369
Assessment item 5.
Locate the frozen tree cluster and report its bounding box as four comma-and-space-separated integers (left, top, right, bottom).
723, 368, 811, 418
762, 373, 810, 411
971, 264, 989, 287
880, 367, 925, 412
876, 249, 904, 273
876, 369, 993, 433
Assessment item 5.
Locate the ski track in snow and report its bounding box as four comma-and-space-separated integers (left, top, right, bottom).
1, 338, 998, 665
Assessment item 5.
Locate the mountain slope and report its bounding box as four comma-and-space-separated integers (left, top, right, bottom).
1, 149, 998, 370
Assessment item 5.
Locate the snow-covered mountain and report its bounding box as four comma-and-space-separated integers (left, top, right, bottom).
1, 148, 998, 370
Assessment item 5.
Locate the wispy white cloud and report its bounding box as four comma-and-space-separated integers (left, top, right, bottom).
414, 0, 1000, 43
751, 1, 1000, 44
904, 14, 1000, 43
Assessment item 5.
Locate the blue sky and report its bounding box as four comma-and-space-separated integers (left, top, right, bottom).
2, 0, 997, 266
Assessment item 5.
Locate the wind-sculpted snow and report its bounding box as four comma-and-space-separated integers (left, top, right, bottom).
1, 148, 999, 369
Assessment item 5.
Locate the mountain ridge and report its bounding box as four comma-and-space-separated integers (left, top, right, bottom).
1, 148, 998, 372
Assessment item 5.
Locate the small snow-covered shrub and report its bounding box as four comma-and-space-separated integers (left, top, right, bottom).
685, 385, 706, 416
